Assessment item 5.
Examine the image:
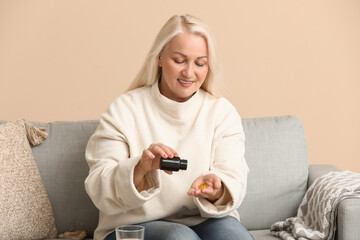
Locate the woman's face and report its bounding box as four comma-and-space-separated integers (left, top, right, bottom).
158, 31, 209, 102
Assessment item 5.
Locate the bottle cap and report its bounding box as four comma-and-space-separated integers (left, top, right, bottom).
179, 159, 187, 170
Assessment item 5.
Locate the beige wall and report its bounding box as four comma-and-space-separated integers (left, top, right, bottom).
1, 1, 359, 171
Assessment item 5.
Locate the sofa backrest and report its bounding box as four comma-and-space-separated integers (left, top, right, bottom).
239, 116, 308, 230
27, 120, 99, 236
0, 115, 309, 236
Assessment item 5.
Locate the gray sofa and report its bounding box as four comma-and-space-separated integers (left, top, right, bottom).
1, 116, 359, 240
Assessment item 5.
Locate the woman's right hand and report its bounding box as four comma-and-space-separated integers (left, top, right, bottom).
134, 143, 178, 187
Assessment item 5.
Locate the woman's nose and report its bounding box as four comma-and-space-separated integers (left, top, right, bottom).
182, 63, 195, 79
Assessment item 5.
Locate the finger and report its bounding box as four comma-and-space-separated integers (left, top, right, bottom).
195, 188, 204, 195
189, 186, 214, 198
188, 188, 196, 196
143, 149, 155, 160
164, 170, 173, 175
204, 175, 221, 189
167, 146, 178, 158
149, 143, 179, 159
188, 185, 201, 196
190, 178, 204, 189
213, 178, 222, 190
205, 180, 213, 186
138, 150, 155, 173
204, 179, 218, 191
208, 174, 222, 190
159, 144, 177, 158
140, 150, 154, 169
149, 145, 168, 158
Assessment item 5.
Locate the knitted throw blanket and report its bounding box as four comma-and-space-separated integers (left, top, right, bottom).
270, 171, 360, 240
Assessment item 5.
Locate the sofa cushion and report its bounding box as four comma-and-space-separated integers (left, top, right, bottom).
250, 229, 279, 240
0, 120, 58, 239
238, 116, 308, 230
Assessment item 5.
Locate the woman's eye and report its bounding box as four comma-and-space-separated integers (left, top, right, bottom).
174, 59, 185, 64
196, 62, 206, 67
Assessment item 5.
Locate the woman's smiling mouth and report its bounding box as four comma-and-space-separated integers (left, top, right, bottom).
178, 79, 194, 87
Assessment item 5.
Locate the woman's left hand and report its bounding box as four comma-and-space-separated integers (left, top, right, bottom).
187, 174, 224, 203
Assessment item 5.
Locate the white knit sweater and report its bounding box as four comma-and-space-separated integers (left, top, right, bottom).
85, 81, 249, 240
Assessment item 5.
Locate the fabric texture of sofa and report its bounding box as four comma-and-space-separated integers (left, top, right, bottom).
1, 115, 359, 240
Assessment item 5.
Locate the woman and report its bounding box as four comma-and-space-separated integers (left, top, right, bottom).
85, 14, 253, 240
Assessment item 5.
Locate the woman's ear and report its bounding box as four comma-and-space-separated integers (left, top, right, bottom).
158, 55, 162, 67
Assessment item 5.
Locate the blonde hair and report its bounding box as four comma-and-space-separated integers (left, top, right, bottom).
127, 14, 222, 96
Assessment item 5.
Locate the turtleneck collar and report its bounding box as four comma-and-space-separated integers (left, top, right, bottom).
150, 81, 204, 121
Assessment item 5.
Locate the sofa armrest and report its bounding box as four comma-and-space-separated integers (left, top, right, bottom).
337, 198, 360, 240
308, 164, 341, 187
308, 165, 360, 240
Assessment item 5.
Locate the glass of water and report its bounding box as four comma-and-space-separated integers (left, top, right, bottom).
115, 225, 145, 240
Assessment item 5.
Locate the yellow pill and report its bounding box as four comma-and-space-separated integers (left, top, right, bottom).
198, 184, 207, 189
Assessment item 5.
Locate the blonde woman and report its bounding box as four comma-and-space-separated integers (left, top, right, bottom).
85, 14, 253, 240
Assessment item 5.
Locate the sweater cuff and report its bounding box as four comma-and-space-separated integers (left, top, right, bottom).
116, 156, 161, 208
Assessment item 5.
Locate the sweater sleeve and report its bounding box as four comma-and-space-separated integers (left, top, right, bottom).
84, 99, 161, 216
193, 99, 249, 218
